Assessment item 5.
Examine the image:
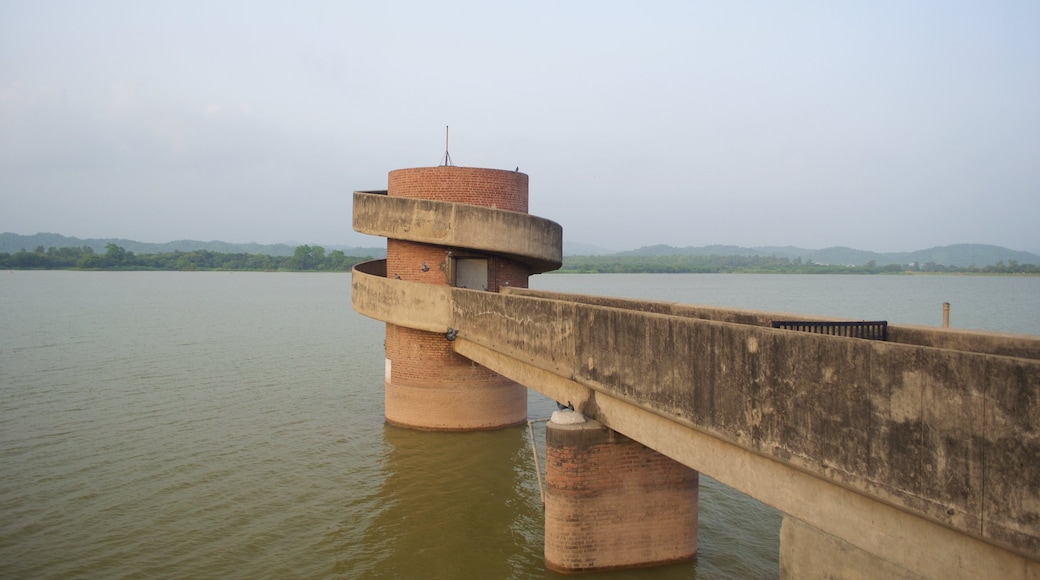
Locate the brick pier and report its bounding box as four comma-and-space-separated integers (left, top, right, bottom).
544, 418, 699, 572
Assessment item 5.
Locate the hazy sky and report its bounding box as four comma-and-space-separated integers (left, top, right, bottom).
2, 1, 1038, 253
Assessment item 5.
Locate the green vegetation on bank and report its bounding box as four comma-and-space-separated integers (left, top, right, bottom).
0, 244, 370, 271
4, 244, 1038, 275
557, 254, 1040, 275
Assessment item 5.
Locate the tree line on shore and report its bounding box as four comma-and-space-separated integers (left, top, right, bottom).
0, 244, 370, 271
3, 244, 1037, 274
557, 254, 1040, 275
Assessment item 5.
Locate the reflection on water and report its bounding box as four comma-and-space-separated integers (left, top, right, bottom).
364, 425, 544, 579
359, 421, 781, 580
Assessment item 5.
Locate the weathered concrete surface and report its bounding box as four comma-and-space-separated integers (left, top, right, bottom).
351, 260, 451, 333
350, 262, 1040, 576
780, 517, 927, 580
887, 324, 1040, 360
454, 336, 1040, 579
352, 191, 563, 272
446, 287, 1040, 577
510, 287, 1040, 360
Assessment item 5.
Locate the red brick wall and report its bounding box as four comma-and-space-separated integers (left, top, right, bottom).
388, 166, 529, 213
386, 240, 530, 290
544, 422, 699, 572
386, 239, 450, 284
494, 258, 530, 290
385, 324, 505, 387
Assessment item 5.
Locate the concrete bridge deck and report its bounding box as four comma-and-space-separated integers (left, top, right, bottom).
352, 260, 1040, 578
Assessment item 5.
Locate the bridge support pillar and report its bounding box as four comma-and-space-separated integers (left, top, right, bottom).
544, 417, 698, 573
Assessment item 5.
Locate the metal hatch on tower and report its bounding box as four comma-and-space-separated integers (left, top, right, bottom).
454, 257, 489, 291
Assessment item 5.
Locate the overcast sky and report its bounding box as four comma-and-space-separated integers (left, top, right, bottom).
2, 1, 1038, 253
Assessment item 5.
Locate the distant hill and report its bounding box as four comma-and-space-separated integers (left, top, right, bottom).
563, 241, 615, 256
4, 233, 1035, 268
0, 233, 386, 259
615, 243, 1039, 268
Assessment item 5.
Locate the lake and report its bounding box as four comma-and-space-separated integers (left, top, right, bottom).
2, 271, 1037, 579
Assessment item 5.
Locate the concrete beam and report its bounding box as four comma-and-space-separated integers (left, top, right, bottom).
351, 260, 451, 333
454, 337, 1040, 579
449, 289, 1040, 564
509, 288, 1040, 360
352, 191, 563, 273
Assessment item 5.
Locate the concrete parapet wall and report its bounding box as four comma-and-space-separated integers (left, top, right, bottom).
454, 333, 1039, 579
511, 287, 1040, 360
353, 192, 563, 272
351, 268, 1040, 553
886, 324, 1040, 360
780, 516, 928, 579
450, 288, 1040, 561
351, 260, 451, 333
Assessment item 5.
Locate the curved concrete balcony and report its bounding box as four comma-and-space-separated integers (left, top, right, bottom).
351, 259, 452, 332
352, 191, 563, 273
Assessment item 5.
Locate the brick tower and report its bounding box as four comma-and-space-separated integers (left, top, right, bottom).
352, 166, 563, 430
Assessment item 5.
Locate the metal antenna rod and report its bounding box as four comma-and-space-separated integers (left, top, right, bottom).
441, 125, 453, 166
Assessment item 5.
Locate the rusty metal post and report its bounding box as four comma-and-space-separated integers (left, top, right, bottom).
943, 302, 950, 328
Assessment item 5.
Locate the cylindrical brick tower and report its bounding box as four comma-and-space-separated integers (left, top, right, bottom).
352, 166, 563, 431
384, 167, 528, 430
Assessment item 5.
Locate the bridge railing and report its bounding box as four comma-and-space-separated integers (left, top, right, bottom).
770, 320, 888, 341
450, 287, 1040, 561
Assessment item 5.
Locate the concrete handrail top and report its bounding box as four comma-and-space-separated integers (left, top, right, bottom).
352, 191, 563, 273
351, 259, 452, 333
504, 287, 1040, 360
